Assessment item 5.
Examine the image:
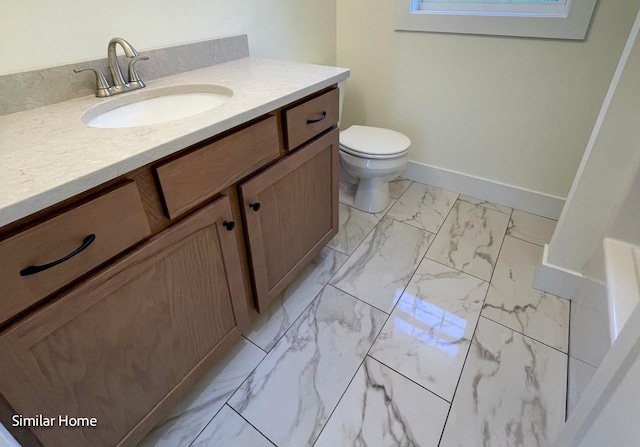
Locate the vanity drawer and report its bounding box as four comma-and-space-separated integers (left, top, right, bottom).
284, 88, 339, 150
155, 115, 280, 219
0, 182, 151, 324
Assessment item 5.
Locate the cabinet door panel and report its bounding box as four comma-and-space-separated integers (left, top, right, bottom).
240, 129, 339, 311
0, 196, 248, 447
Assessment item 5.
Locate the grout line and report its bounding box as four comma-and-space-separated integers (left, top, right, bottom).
512, 208, 559, 222
389, 178, 413, 201
436, 272, 492, 447
477, 315, 569, 355
226, 404, 278, 446
229, 251, 396, 445
425, 256, 491, 284
457, 196, 513, 216
385, 213, 440, 235
486, 208, 510, 286
228, 284, 374, 446
326, 243, 350, 257
332, 201, 388, 258
365, 355, 452, 404
329, 284, 390, 315
245, 246, 350, 355
481, 228, 570, 355
150, 337, 272, 447
313, 215, 435, 444
255, 283, 330, 354
311, 253, 423, 446
565, 299, 572, 422
241, 335, 268, 354
504, 232, 550, 248
421, 195, 460, 264
186, 405, 226, 447
327, 210, 432, 298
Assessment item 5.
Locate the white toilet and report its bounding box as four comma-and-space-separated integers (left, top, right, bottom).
338, 85, 411, 214
339, 126, 410, 213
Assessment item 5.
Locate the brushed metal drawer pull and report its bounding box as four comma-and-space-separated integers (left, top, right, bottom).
20, 234, 96, 277
306, 111, 327, 124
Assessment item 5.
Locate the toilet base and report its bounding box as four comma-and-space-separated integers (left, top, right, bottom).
353, 177, 390, 213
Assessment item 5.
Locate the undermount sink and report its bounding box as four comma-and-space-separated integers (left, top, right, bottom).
82, 84, 233, 128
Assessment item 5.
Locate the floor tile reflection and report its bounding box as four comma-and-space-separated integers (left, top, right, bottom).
370, 259, 489, 401
330, 217, 434, 313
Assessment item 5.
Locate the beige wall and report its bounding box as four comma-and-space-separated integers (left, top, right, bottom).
337, 0, 638, 198
1, 0, 336, 75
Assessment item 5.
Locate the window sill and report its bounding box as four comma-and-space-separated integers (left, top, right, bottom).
394, 0, 597, 40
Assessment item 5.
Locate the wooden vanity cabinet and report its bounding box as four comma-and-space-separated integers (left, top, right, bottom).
0, 86, 339, 447
0, 197, 248, 447
241, 128, 339, 311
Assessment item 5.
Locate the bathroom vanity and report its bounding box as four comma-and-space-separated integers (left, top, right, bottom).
0, 57, 348, 446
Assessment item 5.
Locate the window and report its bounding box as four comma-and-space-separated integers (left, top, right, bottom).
395, 0, 598, 39
418, 0, 568, 17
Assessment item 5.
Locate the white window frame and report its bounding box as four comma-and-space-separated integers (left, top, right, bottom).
394, 0, 598, 40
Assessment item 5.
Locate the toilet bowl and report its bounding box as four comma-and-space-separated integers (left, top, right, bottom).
339, 125, 410, 213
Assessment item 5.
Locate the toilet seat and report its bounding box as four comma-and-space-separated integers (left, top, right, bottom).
339, 125, 410, 160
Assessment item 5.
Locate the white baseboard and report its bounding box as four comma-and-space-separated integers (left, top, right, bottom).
533, 244, 584, 299
402, 161, 566, 219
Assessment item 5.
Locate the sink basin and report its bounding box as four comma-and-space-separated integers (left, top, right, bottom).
82, 84, 233, 128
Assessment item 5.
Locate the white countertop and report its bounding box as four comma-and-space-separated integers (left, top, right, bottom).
0, 58, 349, 227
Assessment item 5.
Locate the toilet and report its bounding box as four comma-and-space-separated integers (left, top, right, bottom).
339, 126, 410, 213
338, 85, 411, 213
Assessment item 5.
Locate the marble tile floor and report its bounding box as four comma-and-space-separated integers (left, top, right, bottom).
139, 179, 569, 447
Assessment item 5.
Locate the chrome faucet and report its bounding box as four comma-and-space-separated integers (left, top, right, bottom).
74, 37, 148, 97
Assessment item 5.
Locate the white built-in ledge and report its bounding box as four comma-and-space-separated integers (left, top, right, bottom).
604, 238, 640, 342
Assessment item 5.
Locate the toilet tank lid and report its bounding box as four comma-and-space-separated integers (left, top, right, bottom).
340, 125, 411, 156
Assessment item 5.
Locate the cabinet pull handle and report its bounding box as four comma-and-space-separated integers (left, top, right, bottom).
20, 234, 96, 277
222, 221, 235, 231
249, 202, 261, 212
306, 111, 327, 124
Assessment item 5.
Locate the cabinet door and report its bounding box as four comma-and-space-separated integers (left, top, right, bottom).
240, 128, 339, 311
0, 196, 249, 447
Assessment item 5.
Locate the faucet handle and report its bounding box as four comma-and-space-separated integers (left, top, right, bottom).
74, 67, 112, 97
127, 56, 149, 87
